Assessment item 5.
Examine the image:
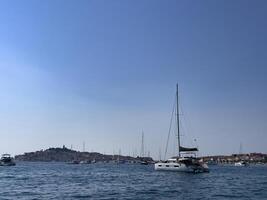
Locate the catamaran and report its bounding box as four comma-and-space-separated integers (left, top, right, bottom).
154, 84, 209, 173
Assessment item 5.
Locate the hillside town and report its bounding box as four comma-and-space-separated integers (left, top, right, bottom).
201, 153, 267, 165
14, 146, 267, 165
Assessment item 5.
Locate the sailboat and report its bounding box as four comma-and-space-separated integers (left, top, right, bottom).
154, 84, 209, 173
234, 143, 249, 167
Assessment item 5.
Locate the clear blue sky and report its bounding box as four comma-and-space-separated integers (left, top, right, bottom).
0, 0, 266, 158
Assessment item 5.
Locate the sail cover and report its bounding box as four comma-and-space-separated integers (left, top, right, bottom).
179, 146, 198, 152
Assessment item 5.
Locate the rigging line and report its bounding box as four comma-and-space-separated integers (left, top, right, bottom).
164, 95, 176, 160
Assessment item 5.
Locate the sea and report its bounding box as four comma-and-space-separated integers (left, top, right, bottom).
0, 162, 266, 200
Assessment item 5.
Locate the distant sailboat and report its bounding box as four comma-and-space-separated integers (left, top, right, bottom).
140, 131, 149, 165
154, 84, 209, 173
234, 161, 248, 166
234, 143, 249, 167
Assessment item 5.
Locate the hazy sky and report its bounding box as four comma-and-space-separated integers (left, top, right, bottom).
0, 0, 266, 158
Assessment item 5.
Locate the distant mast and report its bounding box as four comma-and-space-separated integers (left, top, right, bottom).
239, 143, 243, 154
83, 141, 85, 152
141, 131, 144, 157
176, 84, 181, 157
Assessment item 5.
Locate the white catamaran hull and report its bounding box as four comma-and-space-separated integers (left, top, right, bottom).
155, 162, 192, 172
234, 161, 248, 167
155, 159, 209, 173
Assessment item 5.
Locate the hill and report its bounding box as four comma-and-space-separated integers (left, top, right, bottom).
15, 146, 153, 163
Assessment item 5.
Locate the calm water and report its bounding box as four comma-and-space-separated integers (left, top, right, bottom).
0, 162, 266, 199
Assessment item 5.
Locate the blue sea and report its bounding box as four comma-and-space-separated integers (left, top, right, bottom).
0, 162, 266, 199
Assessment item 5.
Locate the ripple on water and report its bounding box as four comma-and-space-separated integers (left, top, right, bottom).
0, 164, 267, 199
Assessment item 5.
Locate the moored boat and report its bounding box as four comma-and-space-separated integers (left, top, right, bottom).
67, 160, 80, 164
0, 154, 16, 166
140, 161, 149, 165
154, 84, 209, 173
234, 160, 249, 166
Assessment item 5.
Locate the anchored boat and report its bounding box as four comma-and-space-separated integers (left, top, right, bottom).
0, 154, 16, 166
234, 160, 249, 166
154, 84, 209, 173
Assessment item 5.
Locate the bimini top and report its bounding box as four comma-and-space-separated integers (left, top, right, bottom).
179, 146, 198, 152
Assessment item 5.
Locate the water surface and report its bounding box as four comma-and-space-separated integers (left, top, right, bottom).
0, 162, 266, 199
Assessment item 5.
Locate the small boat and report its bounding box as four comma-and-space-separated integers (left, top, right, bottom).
67, 160, 80, 164
0, 154, 16, 166
80, 160, 91, 164
207, 159, 218, 166
91, 159, 96, 164
140, 161, 149, 165
154, 84, 209, 173
234, 161, 248, 166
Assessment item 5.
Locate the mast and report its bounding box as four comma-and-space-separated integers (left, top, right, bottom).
239, 143, 243, 154
83, 141, 85, 152
176, 84, 181, 157
141, 131, 144, 157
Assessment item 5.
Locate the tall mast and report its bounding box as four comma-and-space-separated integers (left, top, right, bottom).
176, 84, 181, 157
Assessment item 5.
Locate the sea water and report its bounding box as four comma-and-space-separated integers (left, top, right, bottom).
0, 162, 266, 199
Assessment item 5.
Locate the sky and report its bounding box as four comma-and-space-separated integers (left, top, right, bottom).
0, 0, 266, 159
